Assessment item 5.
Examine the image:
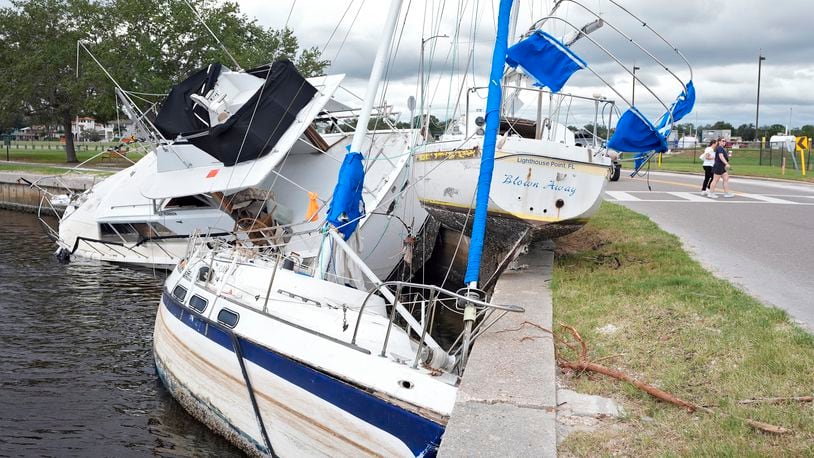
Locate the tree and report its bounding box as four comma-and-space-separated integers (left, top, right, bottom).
735, 123, 756, 141
583, 124, 608, 139
0, 0, 328, 163
82, 129, 103, 142
768, 124, 787, 136
0, 0, 109, 162
710, 121, 734, 131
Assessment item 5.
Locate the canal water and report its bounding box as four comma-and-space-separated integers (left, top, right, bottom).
0, 210, 242, 457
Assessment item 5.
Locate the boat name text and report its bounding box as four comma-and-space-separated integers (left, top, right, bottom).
501, 175, 577, 196
516, 157, 575, 169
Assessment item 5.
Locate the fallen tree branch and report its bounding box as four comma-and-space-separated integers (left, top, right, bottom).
556, 324, 791, 435
559, 360, 698, 411
738, 396, 813, 405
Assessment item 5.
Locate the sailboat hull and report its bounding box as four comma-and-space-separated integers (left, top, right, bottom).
153, 288, 446, 457
414, 141, 610, 239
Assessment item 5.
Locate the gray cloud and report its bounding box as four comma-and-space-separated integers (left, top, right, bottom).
239, 0, 814, 128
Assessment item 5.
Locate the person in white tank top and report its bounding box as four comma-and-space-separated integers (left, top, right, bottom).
699, 140, 715, 195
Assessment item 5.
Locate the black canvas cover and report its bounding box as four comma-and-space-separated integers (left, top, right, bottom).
154, 60, 317, 166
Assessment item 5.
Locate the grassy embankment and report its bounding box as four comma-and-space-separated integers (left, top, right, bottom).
633, 147, 814, 183
0, 141, 146, 175
552, 202, 814, 456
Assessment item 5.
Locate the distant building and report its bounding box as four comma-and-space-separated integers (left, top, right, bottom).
677, 136, 698, 148
701, 129, 731, 142
72, 116, 116, 141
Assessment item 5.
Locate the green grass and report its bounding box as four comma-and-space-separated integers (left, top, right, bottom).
2, 141, 147, 164
644, 147, 814, 183
552, 202, 814, 456
0, 162, 113, 176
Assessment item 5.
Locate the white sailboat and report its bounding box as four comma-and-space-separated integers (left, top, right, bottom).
151, 1, 695, 456
152, 2, 526, 455
412, 0, 695, 272
35, 59, 427, 279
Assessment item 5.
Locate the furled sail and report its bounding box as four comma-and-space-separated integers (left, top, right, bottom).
326, 151, 366, 240
607, 107, 669, 153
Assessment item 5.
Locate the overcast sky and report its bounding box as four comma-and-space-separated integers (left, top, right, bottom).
234, 0, 813, 131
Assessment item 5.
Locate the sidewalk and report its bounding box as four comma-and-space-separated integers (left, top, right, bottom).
439, 240, 557, 457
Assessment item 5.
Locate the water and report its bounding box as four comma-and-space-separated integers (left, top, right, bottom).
0, 210, 242, 457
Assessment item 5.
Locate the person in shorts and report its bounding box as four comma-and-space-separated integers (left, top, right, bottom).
708, 138, 733, 198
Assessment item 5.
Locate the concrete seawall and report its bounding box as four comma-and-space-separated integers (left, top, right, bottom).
439, 240, 557, 457
0, 172, 97, 215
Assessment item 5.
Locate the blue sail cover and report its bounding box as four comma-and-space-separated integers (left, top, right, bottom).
655, 80, 696, 132
463, 0, 514, 285
327, 152, 366, 239
607, 107, 669, 153
506, 30, 587, 92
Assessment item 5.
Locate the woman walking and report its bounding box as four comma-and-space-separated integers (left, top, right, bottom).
699, 140, 715, 195
708, 138, 733, 198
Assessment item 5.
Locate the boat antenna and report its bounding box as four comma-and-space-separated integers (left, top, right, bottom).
181, 0, 242, 70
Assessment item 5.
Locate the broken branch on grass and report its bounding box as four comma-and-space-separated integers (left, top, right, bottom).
738, 396, 813, 405
555, 324, 791, 435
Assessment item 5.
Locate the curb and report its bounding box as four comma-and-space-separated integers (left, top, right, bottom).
439, 240, 557, 457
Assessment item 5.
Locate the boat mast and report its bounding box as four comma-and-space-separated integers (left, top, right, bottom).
459, 0, 514, 366
350, 0, 403, 154
463, 0, 514, 290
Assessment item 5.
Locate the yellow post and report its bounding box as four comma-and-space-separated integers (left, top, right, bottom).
796, 136, 809, 176
658, 152, 662, 168
781, 157, 786, 175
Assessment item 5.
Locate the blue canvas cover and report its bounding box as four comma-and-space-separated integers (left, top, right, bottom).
655, 80, 696, 131
506, 30, 587, 93
607, 107, 669, 153
464, 0, 514, 285
327, 152, 366, 239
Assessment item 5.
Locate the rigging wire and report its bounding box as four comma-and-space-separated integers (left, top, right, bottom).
284, 0, 297, 30
181, 0, 242, 70
330, 0, 367, 68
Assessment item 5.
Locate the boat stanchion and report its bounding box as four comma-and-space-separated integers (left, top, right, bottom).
457, 286, 487, 368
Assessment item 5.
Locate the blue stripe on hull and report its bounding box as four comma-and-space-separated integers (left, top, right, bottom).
161, 290, 445, 456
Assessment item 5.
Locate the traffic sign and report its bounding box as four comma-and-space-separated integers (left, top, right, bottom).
796, 136, 809, 152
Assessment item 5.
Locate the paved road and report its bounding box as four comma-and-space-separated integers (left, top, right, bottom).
605, 171, 814, 331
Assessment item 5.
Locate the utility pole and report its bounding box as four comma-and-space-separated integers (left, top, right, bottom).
632, 65, 640, 105
756, 53, 765, 164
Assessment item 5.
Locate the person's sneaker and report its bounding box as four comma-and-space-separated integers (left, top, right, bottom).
701, 190, 708, 196
707, 193, 718, 198
723, 193, 735, 198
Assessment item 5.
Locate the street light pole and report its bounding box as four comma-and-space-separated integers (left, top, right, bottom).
419, 34, 448, 140
756, 53, 766, 164
631, 65, 640, 105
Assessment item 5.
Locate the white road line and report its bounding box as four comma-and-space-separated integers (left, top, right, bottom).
605, 191, 641, 201
667, 191, 709, 202
738, 193, 799, 204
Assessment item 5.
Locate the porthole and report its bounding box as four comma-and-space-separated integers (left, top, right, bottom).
217, 308, 239, 328
172, 285, 188, 302
555, 199, 565, 209
189, 295, 208, 313
398, 380, 414, 389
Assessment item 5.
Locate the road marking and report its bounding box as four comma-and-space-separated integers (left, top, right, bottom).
667, 191, 709, 202
605, 191, 641, 201
737, 193, 799, 204
604, 191, 814, 205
